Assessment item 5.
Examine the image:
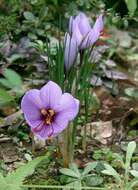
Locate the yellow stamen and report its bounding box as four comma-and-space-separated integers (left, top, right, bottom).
41, 108, 48, 116
40, 108, 55, 125
48, 109, 55, 117
45, 118, 51, 125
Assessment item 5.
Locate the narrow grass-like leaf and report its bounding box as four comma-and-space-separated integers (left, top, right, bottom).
125, 0, 137, 16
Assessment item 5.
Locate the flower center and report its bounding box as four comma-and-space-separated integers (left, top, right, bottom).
40, 108, 55, 125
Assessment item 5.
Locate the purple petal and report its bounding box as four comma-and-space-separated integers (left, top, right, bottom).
93, 15, 103, 33
33, 124, 51, 140
69, 16, 74, 34
40, 81, 62, 109
72, 24, 82, 46
79, 15, 104, 49
34, 118, 68, 139
21, 89, 42, 127
51, 117, 69, 135
76, 13, 91, 36
64, 33, 78, 71
80, 29, 99, 49
55, 93, 79, 121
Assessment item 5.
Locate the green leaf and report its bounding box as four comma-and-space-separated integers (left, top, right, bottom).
132, 163, 138, 171
130, 170, 138, 178
60, 168, 80, 178
0, 79, 11, 88
7, 54, 24, 64
0, 173, 7, 189
23, 11, 35, 20
66, 180, 81, 189
0, 89, 14, 105
102, 164, 121, 183
69, 163, 81, 178
113, 153, 125, 168
3, 69, 22, 88
5, 156, 45, 189
128, 178, 138, 189
85, 175, 103, 187
82, 162, 97, 176
125, 141, 136, 173
125, 88, 138, 98
0, 173, 22, 190
7, 186, 22, 190
127, 53, 138, 60
125, 0, 137, 16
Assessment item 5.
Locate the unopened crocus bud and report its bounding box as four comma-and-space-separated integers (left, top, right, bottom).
75, 13, 91, 36
69, 13, 104, 50
64, 33, 78, 71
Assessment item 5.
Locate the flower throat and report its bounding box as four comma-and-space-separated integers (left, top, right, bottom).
41, 108, 55, 125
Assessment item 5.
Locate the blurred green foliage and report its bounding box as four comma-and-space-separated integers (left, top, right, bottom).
0, 0, 137, 37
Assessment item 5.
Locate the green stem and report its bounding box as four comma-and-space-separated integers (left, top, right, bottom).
82, 123, 87, 153
61, 123, 73, 167
12, 184, 109, 189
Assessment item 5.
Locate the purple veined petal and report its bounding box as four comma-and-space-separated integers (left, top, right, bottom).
75, 13, 91, 36
21, 89, 43, 127
40, 81, 62, 109
34, 119, 68, 139
64, 33, 78, 71
93, 15, 104, 34
72, 24, 82, 46
80, 29, 99, 49
29, 119, 43, 130
33, 124, 51, 140
79, 32, 91, 49
55, 93, 80, 121
69, 15, 81, 35
88, 29, 100, 45
49, 118, 69, 136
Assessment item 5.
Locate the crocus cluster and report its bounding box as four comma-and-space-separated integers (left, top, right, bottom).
64, 13, 104, 71
21, 81, 79, 140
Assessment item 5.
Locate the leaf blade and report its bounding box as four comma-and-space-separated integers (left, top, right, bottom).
6, 156, 45, 185
3, 68, 22, 88
60, 168, 80, 178
102, 164, 121, 183
82, 162, 97, 176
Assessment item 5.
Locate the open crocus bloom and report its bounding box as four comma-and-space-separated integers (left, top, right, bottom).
21, 81, 79, 140
69, 13, 104, 49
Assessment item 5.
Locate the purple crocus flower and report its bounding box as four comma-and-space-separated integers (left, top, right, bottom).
64, 13, 104, 71
69, 13, 104, 49
21, 81, 79, 139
